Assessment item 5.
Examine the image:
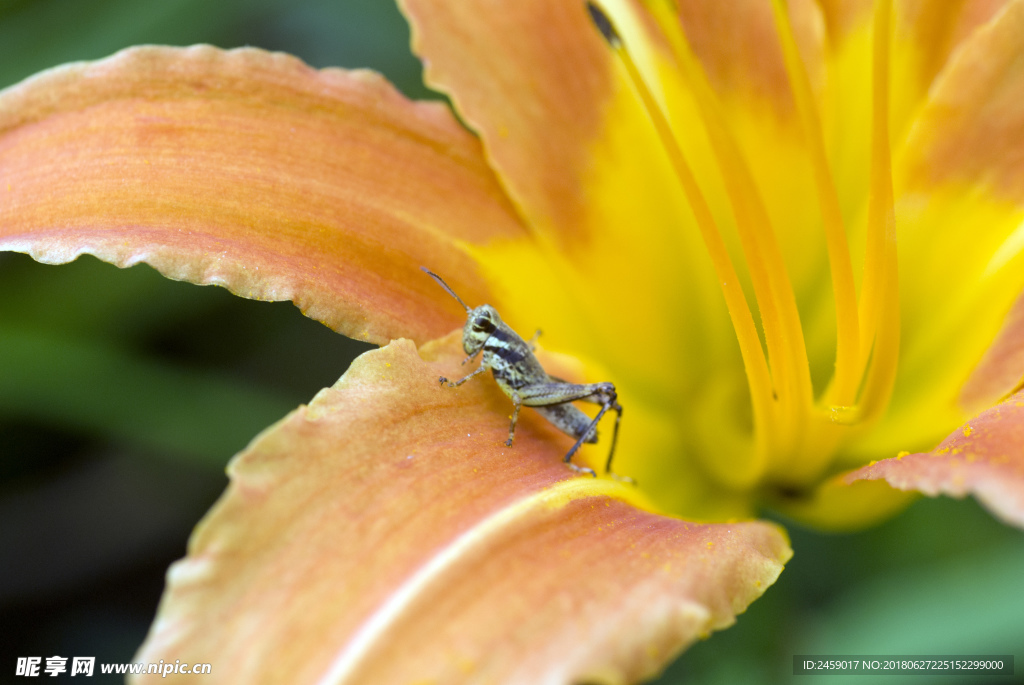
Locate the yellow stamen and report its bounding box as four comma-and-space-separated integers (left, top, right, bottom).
818, 0, 900, 428
769, 0, 861, 407
588, 0, 900, 487
854, 0, 900, 423
643, 1, 815, 468
586, 2, 775, 484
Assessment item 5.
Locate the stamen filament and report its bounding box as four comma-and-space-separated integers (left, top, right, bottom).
647, 3, 816, 464
769, 0, 861, 407
588, 0, 900, 487
823, 0, 900, 427
586, 2, 775, 479
855, 0, 900, 422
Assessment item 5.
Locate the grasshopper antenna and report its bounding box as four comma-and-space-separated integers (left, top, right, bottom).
421, 267, 471, 312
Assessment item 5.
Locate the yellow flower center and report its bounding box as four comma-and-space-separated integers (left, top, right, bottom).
592, 0, 901, 494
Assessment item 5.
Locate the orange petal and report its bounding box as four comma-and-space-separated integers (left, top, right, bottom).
900, 0, 1024, 200
817, 0, 1007, 112
133, 335, 791, 684
398, 0, 616, 246
814, 0, 1008, 254
960, 288, 1024, 412
848, 390, 1024, 528
893, 0, 1008, 99
819, 1, 1006, 71
674, 0, 824, 117
0, 46, 526, 345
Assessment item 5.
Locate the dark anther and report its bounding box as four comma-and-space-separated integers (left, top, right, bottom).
586, 2, 621, 46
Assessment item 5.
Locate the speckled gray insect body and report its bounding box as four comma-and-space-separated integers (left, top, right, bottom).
422, 267, 629, 481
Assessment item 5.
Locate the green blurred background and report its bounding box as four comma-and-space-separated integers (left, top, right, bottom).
0, 1, 1020, 683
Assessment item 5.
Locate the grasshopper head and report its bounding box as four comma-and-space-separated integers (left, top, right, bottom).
463, 304, 500, 355
418, 268, 499, 355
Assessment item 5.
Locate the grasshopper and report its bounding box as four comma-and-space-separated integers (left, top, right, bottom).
422, 267, 630, 481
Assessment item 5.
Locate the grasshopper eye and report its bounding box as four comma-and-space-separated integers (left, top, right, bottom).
467, 304, 499, 335
471, 313, 495, 334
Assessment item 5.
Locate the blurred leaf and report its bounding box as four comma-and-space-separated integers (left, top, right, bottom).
0, 453, 226, 601
0, 0, 253, 86
793, 541, 1024, 685
0, 0, 432, 98
0, 326, 296, 466
652, 497, 1024, 684
0, 255, 227, 343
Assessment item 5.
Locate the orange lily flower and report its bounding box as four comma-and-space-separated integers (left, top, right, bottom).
2, 0, 1024, 682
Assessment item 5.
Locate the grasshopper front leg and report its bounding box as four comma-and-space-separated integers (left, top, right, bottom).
506, 390, 521, 447
439, 362, 489, 388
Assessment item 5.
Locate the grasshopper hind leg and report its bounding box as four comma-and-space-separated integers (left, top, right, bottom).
602, 403, 634, 485
561, 400, 632, 484
526, 383, 634, 483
